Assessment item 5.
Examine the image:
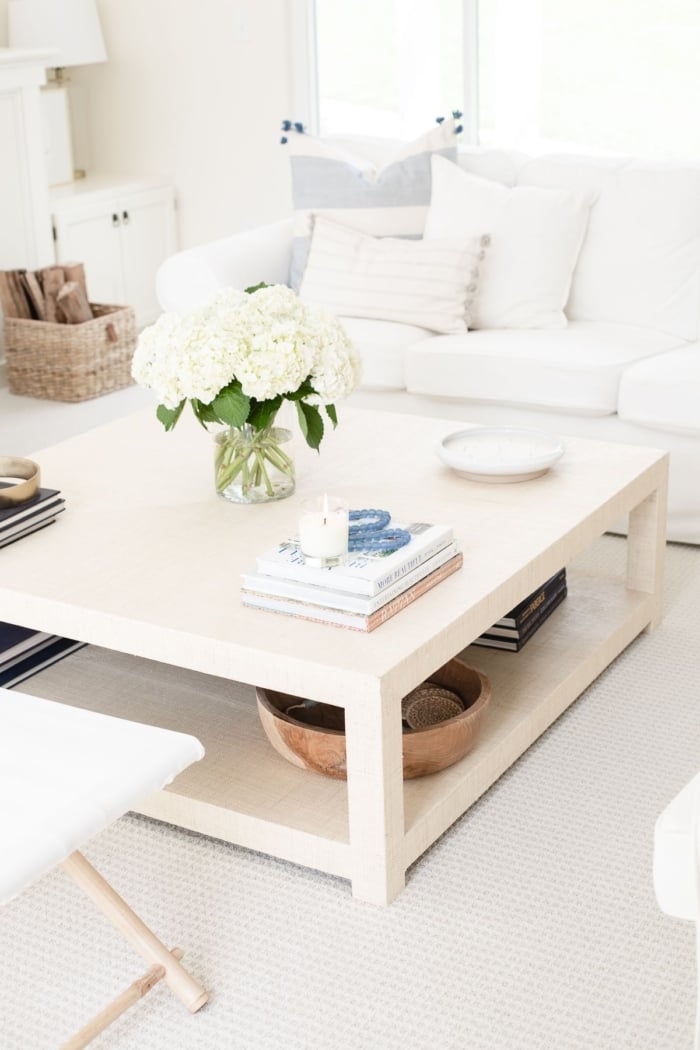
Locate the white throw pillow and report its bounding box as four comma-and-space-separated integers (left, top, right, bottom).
424, 155, 594, 329
299, 215, 489, 335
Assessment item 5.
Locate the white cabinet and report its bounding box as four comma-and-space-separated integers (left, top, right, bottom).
0, 49, 55, 272
50, 177, 177, 328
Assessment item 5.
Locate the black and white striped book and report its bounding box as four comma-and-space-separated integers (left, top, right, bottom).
473, 581, 568, 652
0, 620, 86, 688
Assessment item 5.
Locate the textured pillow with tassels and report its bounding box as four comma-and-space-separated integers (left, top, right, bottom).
280, 114, 463, 291
299, 215, 489, 335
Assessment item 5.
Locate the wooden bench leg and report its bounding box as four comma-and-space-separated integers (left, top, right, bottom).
61, 948, 184, 1050
61, 851, 209, 1015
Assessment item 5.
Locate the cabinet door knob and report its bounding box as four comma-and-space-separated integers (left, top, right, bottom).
122, 210, 130, 225
112, 212, 120, 227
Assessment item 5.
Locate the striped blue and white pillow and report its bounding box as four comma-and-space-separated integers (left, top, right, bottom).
282, 119, 461, 290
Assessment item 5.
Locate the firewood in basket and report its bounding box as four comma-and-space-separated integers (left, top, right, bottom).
0, 272, 17, 319
3, 270, 34, 319
37, 266, 65, 322
20, 271, 46, 320
56, 280, 93, 324
61, 261, 91, 312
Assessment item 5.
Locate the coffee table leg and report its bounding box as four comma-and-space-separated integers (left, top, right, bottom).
626, 471, 668, 631
344, 684, 406, 905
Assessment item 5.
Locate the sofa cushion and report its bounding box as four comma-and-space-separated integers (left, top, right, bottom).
300, 216, 487, 334
283, 119, 460, 291
618, 343, 700, 436
425, 156, 594, 329
518, 155, 700, 343
653, 771, 700, 922
405, 321, 681, 415
156, 219, 294, 313
339, 317, 434, 390
456, 147, 527, 186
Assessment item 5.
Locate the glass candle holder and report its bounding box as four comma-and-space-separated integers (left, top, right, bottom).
298, 493, 349, 567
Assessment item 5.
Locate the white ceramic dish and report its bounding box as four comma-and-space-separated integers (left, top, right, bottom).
437, 426, 565, 483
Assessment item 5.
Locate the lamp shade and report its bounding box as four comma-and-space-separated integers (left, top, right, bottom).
8, 0, 107, 68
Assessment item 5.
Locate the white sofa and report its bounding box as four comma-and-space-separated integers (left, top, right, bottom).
653, 771, 700, 1046
156, 148, 700, 544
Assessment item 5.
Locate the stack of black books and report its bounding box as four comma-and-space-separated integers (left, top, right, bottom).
0, 485, 65, 549
0, 621, 86, 689
474, 569, 567, 652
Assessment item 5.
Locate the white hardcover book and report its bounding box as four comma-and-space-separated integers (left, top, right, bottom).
242, 542, 459, 614
243, 595, 367, 631
243, 554, 463, 632
255, 521, 454, 597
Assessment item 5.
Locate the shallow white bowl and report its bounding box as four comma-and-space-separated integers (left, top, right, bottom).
437, 426, 565, 483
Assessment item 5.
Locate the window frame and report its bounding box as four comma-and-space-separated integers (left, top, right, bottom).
292, 0, 480, 142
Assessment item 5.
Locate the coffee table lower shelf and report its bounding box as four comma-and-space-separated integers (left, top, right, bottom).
20, 569, 653, 896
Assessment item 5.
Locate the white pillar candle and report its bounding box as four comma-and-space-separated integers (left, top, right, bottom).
299, 493, 349, 564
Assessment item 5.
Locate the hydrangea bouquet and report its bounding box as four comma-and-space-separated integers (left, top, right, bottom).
131, 283, 361, 503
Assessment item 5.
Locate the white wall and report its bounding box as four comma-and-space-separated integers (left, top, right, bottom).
2, 0, 295, 250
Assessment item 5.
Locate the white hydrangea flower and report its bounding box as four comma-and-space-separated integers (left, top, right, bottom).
304, 305, 362, 402
131, 284, 359, 429
131, 305, 241, 408
229, 286, 317, 401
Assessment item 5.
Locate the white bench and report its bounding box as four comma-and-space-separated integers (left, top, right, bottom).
654, 772, 700, 1049
0, 687, 208, 1048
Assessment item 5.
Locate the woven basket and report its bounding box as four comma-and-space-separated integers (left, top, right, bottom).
4, 303, 137, 402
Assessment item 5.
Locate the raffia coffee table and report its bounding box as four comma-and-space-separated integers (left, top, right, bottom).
0, 407, 667, 905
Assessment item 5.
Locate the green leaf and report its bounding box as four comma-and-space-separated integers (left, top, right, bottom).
296, 401, 324, 451
247, 395, 282, 430
285, 379, 318, 401
325, 404, 338, 428
211, 382, 250, 427
156, 400, 185, 431
191, 398, 222, 429
244, 281, 268, 295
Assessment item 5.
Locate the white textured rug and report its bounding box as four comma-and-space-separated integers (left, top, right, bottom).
0, 537, 698, 1050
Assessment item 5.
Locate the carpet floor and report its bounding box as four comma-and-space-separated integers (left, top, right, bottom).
0, 536, 698, 1049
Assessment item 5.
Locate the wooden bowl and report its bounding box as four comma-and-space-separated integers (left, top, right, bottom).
255, 657, 491, 780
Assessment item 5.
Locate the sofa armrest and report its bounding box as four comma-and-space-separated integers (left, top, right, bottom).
156, 217, 294, 313
653, 770, 700, 921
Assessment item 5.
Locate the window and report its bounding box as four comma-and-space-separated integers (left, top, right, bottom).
312, 0, 465, 139
302, 0, 700, 161
478, 0, 700, 159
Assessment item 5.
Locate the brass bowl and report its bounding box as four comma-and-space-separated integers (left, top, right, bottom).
256, 657, 491, 780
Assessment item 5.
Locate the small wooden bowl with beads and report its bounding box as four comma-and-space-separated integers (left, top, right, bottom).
256, 657, 491, 780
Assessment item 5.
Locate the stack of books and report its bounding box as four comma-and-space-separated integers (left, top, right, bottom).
0, 621, 86, 689
0, 485, 65, 549
242, 522, 462, 631
473, 569, 567, 651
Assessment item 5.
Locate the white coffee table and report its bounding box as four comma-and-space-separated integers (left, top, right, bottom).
0, 407, 667, 904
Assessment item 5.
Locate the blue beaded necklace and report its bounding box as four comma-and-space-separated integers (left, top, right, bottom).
348, 509, 411, 553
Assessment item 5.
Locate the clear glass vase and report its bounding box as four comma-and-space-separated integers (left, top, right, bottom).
213, 424, 295, 504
